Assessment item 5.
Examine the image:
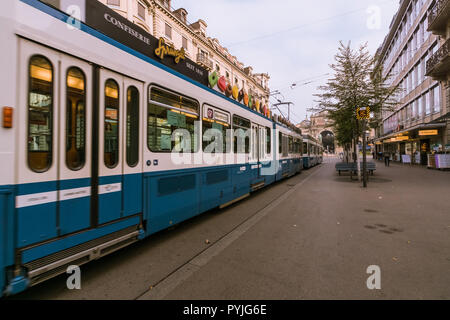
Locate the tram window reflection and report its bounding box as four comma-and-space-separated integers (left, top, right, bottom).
147, 86, 199, 153
126, 86, 139, 167
66, 67, 86, 170
104, 79, 120, 168
202, 105, 230, 153
28, 55, 53, 172
232, 115, 250, 154
266, 127, 271, 155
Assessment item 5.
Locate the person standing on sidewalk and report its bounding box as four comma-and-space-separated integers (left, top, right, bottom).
384, 151, 391, 167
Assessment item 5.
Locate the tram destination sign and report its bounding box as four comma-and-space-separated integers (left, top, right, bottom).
84, 0, 209, 86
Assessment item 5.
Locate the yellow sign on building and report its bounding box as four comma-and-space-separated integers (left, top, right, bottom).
419, 130, 438, 136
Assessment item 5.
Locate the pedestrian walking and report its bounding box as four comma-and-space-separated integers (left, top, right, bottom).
384, 151, 390, 167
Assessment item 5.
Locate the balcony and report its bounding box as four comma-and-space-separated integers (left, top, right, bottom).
427, 0, 450, 36
426, 38, 450, 80
196, 53, 213, 70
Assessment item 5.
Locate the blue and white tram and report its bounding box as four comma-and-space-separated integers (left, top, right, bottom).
302, 135, 323, 169
0, 0, 304, 296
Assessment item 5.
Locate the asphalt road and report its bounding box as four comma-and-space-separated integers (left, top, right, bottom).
10, 157, 450, 299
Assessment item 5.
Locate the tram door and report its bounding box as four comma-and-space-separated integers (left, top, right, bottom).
17, 39, 93, 246
97, 69, 143, 225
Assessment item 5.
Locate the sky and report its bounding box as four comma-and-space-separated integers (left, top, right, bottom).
171, 0, 400, 124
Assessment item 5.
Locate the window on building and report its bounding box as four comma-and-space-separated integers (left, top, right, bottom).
162, 0, 170, 9
107, 0, 120, 6
418, 95, 423, 117
147, 86, 199, 153
165, 23, 172, 39
126, 86, 139, 167
425, 90, 431, 115
28, 55, 53, 172
66, 67, 86, 171
233, 115, 250, 154
182, 36, 188, 50
104, 79, 120, 168
137, 1, 146, 20
433, 86, 440, 113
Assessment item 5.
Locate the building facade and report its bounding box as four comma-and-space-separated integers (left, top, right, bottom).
375, 0, 450, 166
297, 111, 344, 154
98, 0, 270, 105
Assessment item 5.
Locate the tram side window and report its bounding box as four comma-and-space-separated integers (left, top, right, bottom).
279, 132, 282, 154
66, 67, 86, 170
232, 115, 250, 154
203, 106, 231, 153
126, 86, 139, 167
303, 142, 307, 155
148, 86, 199, 153
28, 56, 53, 172
266, 127, 271, 155
288, 136, 293, 154
104, 79, 120, 168
282, 135, 288, 157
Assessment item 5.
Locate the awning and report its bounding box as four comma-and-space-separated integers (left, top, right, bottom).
375, 122, 447, 142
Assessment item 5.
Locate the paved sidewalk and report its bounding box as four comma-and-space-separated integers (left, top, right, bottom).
161, 157, 450, 299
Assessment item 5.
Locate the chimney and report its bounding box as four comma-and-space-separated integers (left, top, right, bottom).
190, 19, 208, 37
173, 8, 188, 24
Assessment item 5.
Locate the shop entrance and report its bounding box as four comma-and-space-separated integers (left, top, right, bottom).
420, 139, 430, 165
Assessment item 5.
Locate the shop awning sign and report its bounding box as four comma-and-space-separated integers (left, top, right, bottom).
419, 130, 438, 136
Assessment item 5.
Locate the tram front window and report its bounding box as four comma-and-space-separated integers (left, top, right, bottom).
28, 55, 53, 172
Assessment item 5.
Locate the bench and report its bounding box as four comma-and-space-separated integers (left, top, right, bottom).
335, 162, 376, 176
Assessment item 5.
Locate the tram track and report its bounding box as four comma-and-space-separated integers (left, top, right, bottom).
136, 164, 323, 300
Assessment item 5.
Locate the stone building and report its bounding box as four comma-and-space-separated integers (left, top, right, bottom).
98, 0, 270, 105
375, 0, 450, 165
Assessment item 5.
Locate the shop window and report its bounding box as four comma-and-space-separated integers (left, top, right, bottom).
28, 55, 53, 172
147, 86, 199, 153
233, 115, 250, 154
126, 86, 139, 167
104, 79, 120, 168
66, 67, 86, 170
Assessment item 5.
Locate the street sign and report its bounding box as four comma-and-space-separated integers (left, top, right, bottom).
357, 107, 370, 120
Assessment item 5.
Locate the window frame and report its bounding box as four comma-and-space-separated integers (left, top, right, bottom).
147, 84, 200, 153
137, 1, 146, 21
232, 114, 251, 154
27, 54, 54, 173
202, 104, 231, 154
126, 85, 140, 167
104, 78, 121, 169
65, 66, 86, 171
165, 23, 172, 40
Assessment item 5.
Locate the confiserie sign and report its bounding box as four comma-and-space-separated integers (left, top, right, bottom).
84, 0, 208, 85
